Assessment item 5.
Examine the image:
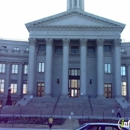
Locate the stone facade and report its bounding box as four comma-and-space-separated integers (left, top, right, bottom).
0, 0, 130, 105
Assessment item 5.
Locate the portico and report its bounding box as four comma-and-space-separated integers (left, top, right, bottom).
25, 0, 125, 98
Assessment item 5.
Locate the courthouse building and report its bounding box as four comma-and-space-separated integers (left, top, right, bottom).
0, 0, 130, 105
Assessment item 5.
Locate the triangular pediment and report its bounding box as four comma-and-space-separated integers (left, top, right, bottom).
26, 10, 125, 31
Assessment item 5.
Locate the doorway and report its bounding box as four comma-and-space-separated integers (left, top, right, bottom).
104, 84, 112, 98
69, 79, 80, 97
68, 68, 80, 97
37, 82, 44, 97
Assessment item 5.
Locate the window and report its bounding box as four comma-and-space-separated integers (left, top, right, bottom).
38, 63, 44, 72
0, 79, 4, 93
1, 46, 7, 52
88, 46, 95, 54
104, 126, 119, 130
23, 81, 27, 94
38, 44, 46, 52
105, 64, 111, 73
10, 81, 17, 94
25, 47, 29, 53
24, 65, 28, 74
69, 69, 80, 76
13, 47, 20, 53
55, 46, 62, 54
71, 46, 79, 54
121, 82, 127, 96
104, 45, 111, 52
121, 66, 126, 76
12, 64, 18, 74
0, 63, 5, 73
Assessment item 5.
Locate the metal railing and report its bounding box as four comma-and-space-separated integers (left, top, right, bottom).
52, 94, 60, 115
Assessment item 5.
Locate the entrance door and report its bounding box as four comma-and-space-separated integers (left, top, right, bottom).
104, 84, 112, 98
69, 79, 80, 97
37, 82, 44, 97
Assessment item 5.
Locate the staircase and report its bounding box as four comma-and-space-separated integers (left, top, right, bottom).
54, 96, 92, 116
90, 98, 119, 116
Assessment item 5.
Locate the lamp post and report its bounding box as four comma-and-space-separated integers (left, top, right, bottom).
5, 87, 12, 105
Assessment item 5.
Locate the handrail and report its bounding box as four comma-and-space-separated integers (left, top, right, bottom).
52, 94, 60, 115
88, 96, 93, 115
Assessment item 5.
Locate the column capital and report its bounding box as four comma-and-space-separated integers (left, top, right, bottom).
62, 38, 70, 46
80, 39, 88, 45
28, 38, 37, 45
45, 38, 53, 45
114, 39, 121, 47
96, 39, 104, 46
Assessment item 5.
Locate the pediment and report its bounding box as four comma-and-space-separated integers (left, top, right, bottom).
26, 10, 125, 31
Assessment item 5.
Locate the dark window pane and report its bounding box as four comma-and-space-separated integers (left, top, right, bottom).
71, 46, 79, 54
88, 46, 95, 54
55, 46, 62, 54
104, 45, 111, 52
38, 44, 46, 52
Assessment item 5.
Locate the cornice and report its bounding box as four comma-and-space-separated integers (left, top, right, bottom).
27, 25, 123, 31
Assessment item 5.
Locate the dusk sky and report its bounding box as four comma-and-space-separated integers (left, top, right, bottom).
0, 0, 129, 41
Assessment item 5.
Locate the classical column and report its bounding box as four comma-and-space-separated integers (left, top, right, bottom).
72, 0, 75, 8
27, 38, 36, 95
45, 38, 53, 96
77, 0, 80, 8
5, 62, 11, 95
80, 39, 87, 96
127, 65, 130, 99
97, 39, 104, 97
81, 0, 84, 10
62, 39, 70, 96
17, 63, 23, 97
114, 39, 121, 97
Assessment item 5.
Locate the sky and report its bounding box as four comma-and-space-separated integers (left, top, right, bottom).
0, 0, 130, 42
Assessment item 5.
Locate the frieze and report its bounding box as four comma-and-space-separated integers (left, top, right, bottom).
30, 30, 120, 37
28, 26, 122, 31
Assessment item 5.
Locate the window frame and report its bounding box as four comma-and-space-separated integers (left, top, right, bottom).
38, 62, 45, 72
12, 64, 18, 74
24, 64, 28, 74
0, 79, 4, 94
104, 63, 111, 73
121, 66, 126, 76
121, 82, 127, 96
10, 83, 17, 94
0, 63, 5, 73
